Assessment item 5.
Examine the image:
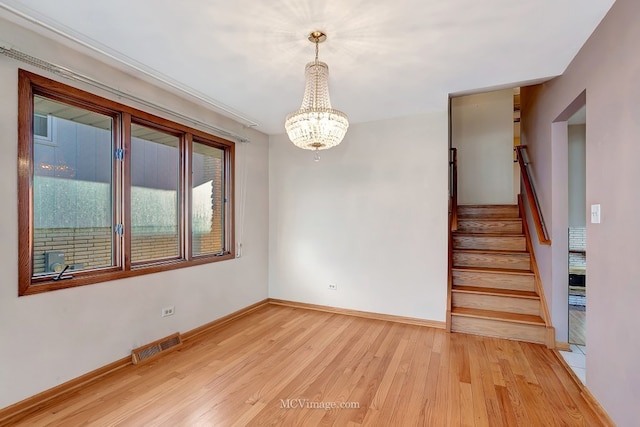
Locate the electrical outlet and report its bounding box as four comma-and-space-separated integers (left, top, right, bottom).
161, 306, 175, 317
328, 283, 337, 291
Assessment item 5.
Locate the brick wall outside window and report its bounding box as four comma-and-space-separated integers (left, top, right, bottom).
569, 227, 586, 268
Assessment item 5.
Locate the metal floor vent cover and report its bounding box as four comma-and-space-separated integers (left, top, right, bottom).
131, 332, 183, 365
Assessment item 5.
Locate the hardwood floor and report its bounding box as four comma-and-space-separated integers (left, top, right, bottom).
7, 305, 605, 426
569, 307, 586, 346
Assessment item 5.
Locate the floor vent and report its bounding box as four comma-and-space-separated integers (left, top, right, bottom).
132, 332, 182, 365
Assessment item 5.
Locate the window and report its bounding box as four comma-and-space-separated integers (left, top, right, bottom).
192, 141, 226, 257
130, 123, 181, 263
32, 96, 116, 277
18, 70, 235, 295
33, 113, 52, 140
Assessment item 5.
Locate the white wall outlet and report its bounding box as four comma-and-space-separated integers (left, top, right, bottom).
328, 283, 337, 291
591, 204, 601, 224
161, 306, 175, 317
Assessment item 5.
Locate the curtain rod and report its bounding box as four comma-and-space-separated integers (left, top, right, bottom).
0, 46, 252, 144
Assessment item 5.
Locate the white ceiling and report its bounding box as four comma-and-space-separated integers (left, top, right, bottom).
0, 0, 615, 135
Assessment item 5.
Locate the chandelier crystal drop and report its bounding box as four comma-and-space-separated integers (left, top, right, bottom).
285, 31, 349, 153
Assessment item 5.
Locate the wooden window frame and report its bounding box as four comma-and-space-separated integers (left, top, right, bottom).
18, 69, 235, 296
129, 119, 185, 266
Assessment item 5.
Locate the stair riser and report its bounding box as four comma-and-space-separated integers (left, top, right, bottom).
457, 220, 523, 234
457, 206, 520, 218
451, 316, 546, 344
453, 235, 526, 251
452, 293, 540, 316
453, 252, 531, 271
452, 270, 535, 292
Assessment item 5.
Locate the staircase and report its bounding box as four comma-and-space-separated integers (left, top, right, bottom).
450, 204, 549, 345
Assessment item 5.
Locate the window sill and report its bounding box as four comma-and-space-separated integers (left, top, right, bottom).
20, 253, 235, 296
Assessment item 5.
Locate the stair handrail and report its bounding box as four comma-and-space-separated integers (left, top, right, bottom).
515, 145, 551, 245
449, 147, 458, 231
446, 147, 457, 332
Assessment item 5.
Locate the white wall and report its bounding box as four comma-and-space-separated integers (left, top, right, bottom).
0, 19, 269, 408
269, 112, 449, 321
568, 125, 586, 227
452, 89, 515, 205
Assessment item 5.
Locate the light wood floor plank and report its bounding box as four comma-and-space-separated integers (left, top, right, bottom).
569, 308, 586, 345
467, 337, 491, 427
5, 304, 607, 426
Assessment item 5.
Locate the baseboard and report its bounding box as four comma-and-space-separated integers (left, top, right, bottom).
545, 326, 556, 349
0, 298, 270, 426
0, 356, 131, 426
555, 341, 571, 351
182, 298, 270, 341
268, 298, 446, 329
552, 350, 616, 427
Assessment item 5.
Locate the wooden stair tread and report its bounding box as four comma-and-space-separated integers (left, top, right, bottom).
457, 217, 521, 220
457, 206, 520, 218
455, 219, 523, 234
458, 204, 519, 208
458, 217, 522, 221
451, 307, 545, 325
452, 266, 534, 276
458, 216, 522, 222
452, 286, 539, 299
453, 234, 527, 251
453, 232, 525, 237
453, 249, 529, 255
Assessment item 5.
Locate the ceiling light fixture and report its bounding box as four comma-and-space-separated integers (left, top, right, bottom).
285, 31, 349, 161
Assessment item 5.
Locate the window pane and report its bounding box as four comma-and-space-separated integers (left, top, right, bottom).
131, 124, 180, 262
33, 113, 50, 139
192, 142, 225, 256
33, 95, 114, 276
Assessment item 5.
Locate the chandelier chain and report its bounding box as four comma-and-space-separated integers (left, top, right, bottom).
314, 38, 319, 110
314, 37, 319, 63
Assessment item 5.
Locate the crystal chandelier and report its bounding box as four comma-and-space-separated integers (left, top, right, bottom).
285, 31, 349, 160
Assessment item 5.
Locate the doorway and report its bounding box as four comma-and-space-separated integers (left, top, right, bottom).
565, 105, 587, 381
